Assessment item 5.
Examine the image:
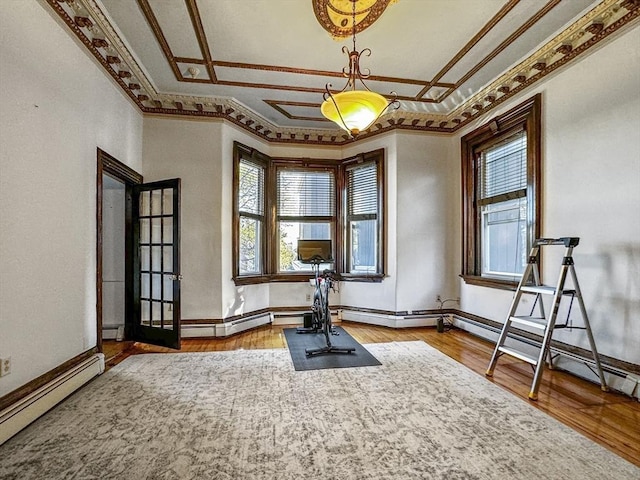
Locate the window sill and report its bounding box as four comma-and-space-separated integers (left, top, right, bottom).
460, 274, 518, 291
339, 274, 384, 283
233, 275, 272, 286
233, 273, 385, 285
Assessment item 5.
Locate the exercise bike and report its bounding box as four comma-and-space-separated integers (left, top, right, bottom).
295, 240, 355, 357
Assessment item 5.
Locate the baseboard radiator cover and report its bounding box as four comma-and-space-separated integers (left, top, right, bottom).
452, 315, 640, 399
340, 309, 439, 328
214, 312, 272, 337
0, 353, 105, 445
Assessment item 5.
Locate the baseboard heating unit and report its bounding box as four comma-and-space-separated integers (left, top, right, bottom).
0, 353, 104, 445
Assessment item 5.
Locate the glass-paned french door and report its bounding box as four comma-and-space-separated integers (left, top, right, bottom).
132, 179, 181, 349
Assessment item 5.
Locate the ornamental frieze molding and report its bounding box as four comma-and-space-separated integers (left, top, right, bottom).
46, 0, 639, 145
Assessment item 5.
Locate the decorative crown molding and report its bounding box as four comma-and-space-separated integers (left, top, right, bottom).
46, 0, 639, 145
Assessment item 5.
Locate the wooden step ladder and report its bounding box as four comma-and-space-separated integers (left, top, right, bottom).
485, 237, 608, 400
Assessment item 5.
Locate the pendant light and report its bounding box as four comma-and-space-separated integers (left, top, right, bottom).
320, 0, 399, 137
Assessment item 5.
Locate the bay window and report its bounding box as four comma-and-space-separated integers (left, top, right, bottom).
233, 143, 385, 284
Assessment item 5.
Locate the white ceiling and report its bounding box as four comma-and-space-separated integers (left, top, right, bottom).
43, 0, 638, 144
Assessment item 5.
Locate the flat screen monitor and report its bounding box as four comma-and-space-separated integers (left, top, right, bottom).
297, 239, 333, 263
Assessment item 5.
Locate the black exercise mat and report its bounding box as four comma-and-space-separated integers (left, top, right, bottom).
283, 326, 382, 371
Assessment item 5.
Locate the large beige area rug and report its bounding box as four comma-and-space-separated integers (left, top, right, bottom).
0, 341, 637, 479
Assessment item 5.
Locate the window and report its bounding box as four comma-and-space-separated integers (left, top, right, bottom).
233, 144, 267, 279
232, 143, 385, 284
461, 94, 541, 289
276, 167, 336, 272
344, 154, 384, 276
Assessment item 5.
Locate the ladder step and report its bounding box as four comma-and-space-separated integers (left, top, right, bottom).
498, 346, 538, 365
520, 285, 576, 295
509, 316, 548, 330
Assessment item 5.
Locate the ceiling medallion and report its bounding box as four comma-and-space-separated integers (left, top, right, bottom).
312, 0, 397, 38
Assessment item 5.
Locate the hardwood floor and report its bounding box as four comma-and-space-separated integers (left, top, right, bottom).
103, 322, 640, 467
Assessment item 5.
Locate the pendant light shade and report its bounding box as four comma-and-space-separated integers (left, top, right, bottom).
321, 90, 390, 136
320, 0, 399, 137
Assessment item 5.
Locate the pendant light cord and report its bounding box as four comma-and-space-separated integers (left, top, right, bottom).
352, 1, 357, 53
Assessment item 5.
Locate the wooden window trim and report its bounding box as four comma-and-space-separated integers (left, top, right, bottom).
272, 162, 338, 275
461, 94, 541, 290
232, 144, 386, 284
232, 142, 269, 280
341, 149, 385, 280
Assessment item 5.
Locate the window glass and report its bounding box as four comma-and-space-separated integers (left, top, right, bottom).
239, 217, 262, 274
278, 221, 332, 271
460, 94, 540, 288
277, 169, 335, 272
481, 198, 527, 277
478, 131, 527, 279
346, 162, 379, 274
349, 219, 377, 273
237, 157, 265, 275
239, 161, 264, 216
277, 170, 335, 217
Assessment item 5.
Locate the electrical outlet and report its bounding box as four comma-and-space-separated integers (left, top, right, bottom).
436, 295, 441, 303
0, 357, 11, 377
305, 293, 311, 302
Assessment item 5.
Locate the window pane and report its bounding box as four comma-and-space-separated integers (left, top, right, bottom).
151, 217, 161, 243
151, 245, 162, 272
480, 131, 526, 200
163, 246, 173, 273
162, 303, 173, 329
162, 188, 173, 215
349, 219, 377, 274
151, 189, 162, 216
347, 163, 377, 215
140, 218, 150, 243
481, 198, 527, 278
140, 191, 150, 216
162, 217, 173, 244
346, 161, 380, 274
277, 169, 335, 217
140, 246, 150, 271
163, 274, 173, 302
239, 160, 264, 216
278, 221, 332, 271
239, 216, 262, 274
141, 300, 150, 325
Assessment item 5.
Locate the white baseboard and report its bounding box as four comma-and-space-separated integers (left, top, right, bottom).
181, 325, 217, 338
452, 317, 640, 400
0, 353, 105, 445
213, 313, 272, 337
340, 309, 439, 328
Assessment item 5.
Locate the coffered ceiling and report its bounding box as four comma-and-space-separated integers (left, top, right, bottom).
44, 0, 639, 144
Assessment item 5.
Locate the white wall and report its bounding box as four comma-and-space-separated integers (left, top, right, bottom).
394, 132, 459, 312
456, 25, 640, 365
142, 118, 228, 320
102, 182, 126, 329
0, 2, 143, 395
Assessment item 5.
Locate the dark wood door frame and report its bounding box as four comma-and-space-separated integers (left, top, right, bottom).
96, 149, 142, 352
